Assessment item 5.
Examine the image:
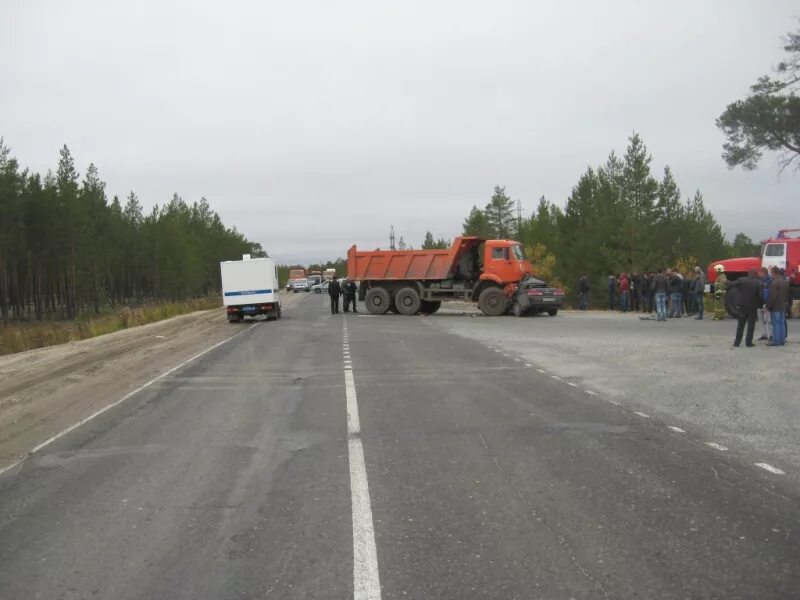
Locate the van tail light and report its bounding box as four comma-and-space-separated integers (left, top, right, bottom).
553, 288, 565, 296
261, 304, 273, 310
527, 289, 543, 296
226, 306, 238, 313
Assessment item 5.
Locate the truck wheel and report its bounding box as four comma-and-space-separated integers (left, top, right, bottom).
365, 287, 391, 315
512, 301, 525, 318
548, 309, 558, 316
420, 300, 441, 314
478, 287, 508, 316
395, 287, 421, 315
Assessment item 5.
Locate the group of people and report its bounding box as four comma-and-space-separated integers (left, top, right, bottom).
578, 266, 792, 348
327, 276, 358, 315
578, 270, 708, 319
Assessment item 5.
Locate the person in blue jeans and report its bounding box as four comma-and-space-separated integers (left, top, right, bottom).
767, 266, 789, 346
667, 270, 683, 318
652, 269, 669, 321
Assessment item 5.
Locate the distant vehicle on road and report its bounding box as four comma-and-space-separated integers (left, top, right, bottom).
347, 236, 534, 316
312, 281, 330, 294
323, 268, 337, 281
220, 255, 281, 322
511, 277, 565, 317
290, 278, 310, 293
307, 274, 322, 287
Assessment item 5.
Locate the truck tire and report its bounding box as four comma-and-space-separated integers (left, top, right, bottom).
547, 308, 558, 316
478, 286, 508, 316
420, 300, 441, 314
365, 287, 391, 315
395, 287, 421, 315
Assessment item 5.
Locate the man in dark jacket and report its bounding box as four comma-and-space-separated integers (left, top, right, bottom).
666, 270, 683, 318
343, 279, 358, 313
328, 276, 341, 315
767, 266, 789, 346
631, 272, 642, 312
578, 275, 590, 310
727, 269, 762, 347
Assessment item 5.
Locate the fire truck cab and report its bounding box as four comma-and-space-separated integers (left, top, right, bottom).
708, 229, 800, 299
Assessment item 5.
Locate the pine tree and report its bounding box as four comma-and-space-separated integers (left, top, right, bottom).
462, 206, 491, 237
484, 186, 515, 239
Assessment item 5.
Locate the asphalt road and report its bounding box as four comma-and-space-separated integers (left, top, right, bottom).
1, 297, 799, 599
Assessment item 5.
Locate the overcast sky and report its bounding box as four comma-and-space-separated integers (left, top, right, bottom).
1, 1, 797, 264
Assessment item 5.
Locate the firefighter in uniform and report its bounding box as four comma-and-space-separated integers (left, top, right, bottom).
712, 264, 727, 320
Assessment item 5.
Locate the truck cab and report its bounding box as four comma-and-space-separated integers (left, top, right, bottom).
481, 240, 534, 286
708, 229, 800, 297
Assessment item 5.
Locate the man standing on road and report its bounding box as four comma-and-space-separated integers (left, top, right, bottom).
619, 272, 630, 313
692, 267, 705, 320
578, 275, 590, 310
727, 269, 762, 347
757, 267, 773, 342
767, 266, 789, 346
631, 272, 642, 312
328, 276, 341, 315
343, 279, 358, 313
667, 269, 683, 318
652, 268, 668, 321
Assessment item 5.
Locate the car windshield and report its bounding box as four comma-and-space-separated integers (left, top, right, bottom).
510, 245, 526, 260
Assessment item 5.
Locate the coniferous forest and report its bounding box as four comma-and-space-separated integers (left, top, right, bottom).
0, 140, 262, 323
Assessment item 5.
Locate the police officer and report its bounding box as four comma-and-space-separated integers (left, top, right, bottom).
328, 276, 341, 314
342, 279, 358, 313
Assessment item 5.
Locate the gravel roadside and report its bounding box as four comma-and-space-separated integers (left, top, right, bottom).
0, 292, 308, 471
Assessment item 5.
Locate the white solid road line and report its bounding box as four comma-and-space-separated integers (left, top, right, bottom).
0, 321, 260, 478
755, 463, 786, 475
343, 320, 382, 600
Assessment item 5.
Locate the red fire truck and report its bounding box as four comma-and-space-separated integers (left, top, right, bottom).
707, 229, 800, 299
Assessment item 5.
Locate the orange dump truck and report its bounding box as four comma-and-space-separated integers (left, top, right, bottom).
346, 236, 534, 315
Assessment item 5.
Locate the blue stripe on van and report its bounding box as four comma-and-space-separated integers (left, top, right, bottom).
224, 289, 273, 296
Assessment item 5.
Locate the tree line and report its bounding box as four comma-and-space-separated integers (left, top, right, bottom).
461, 133, 761, 302
0, 140, 262, 323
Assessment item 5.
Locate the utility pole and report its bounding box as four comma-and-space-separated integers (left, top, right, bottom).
390, 225, 396, 250
516, 199, 523, 240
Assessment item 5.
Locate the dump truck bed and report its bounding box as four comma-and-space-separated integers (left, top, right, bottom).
347, 237, 481, 281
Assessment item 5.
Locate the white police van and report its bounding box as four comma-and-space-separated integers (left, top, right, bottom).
220, 255, 281, 322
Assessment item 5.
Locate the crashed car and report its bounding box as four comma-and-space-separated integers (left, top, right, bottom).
510, 277, 565, 317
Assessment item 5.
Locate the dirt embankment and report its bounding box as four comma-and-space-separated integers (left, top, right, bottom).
0, 293, 308, 472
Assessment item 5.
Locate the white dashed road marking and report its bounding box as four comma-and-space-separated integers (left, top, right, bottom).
343, 320, 382, 600
567, 382, 579, 388
667, 426, 686, 433
705, 442, 728, 452
755, 463, 786, 475
585, 390, 598, 396
634, 411, 650, 418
